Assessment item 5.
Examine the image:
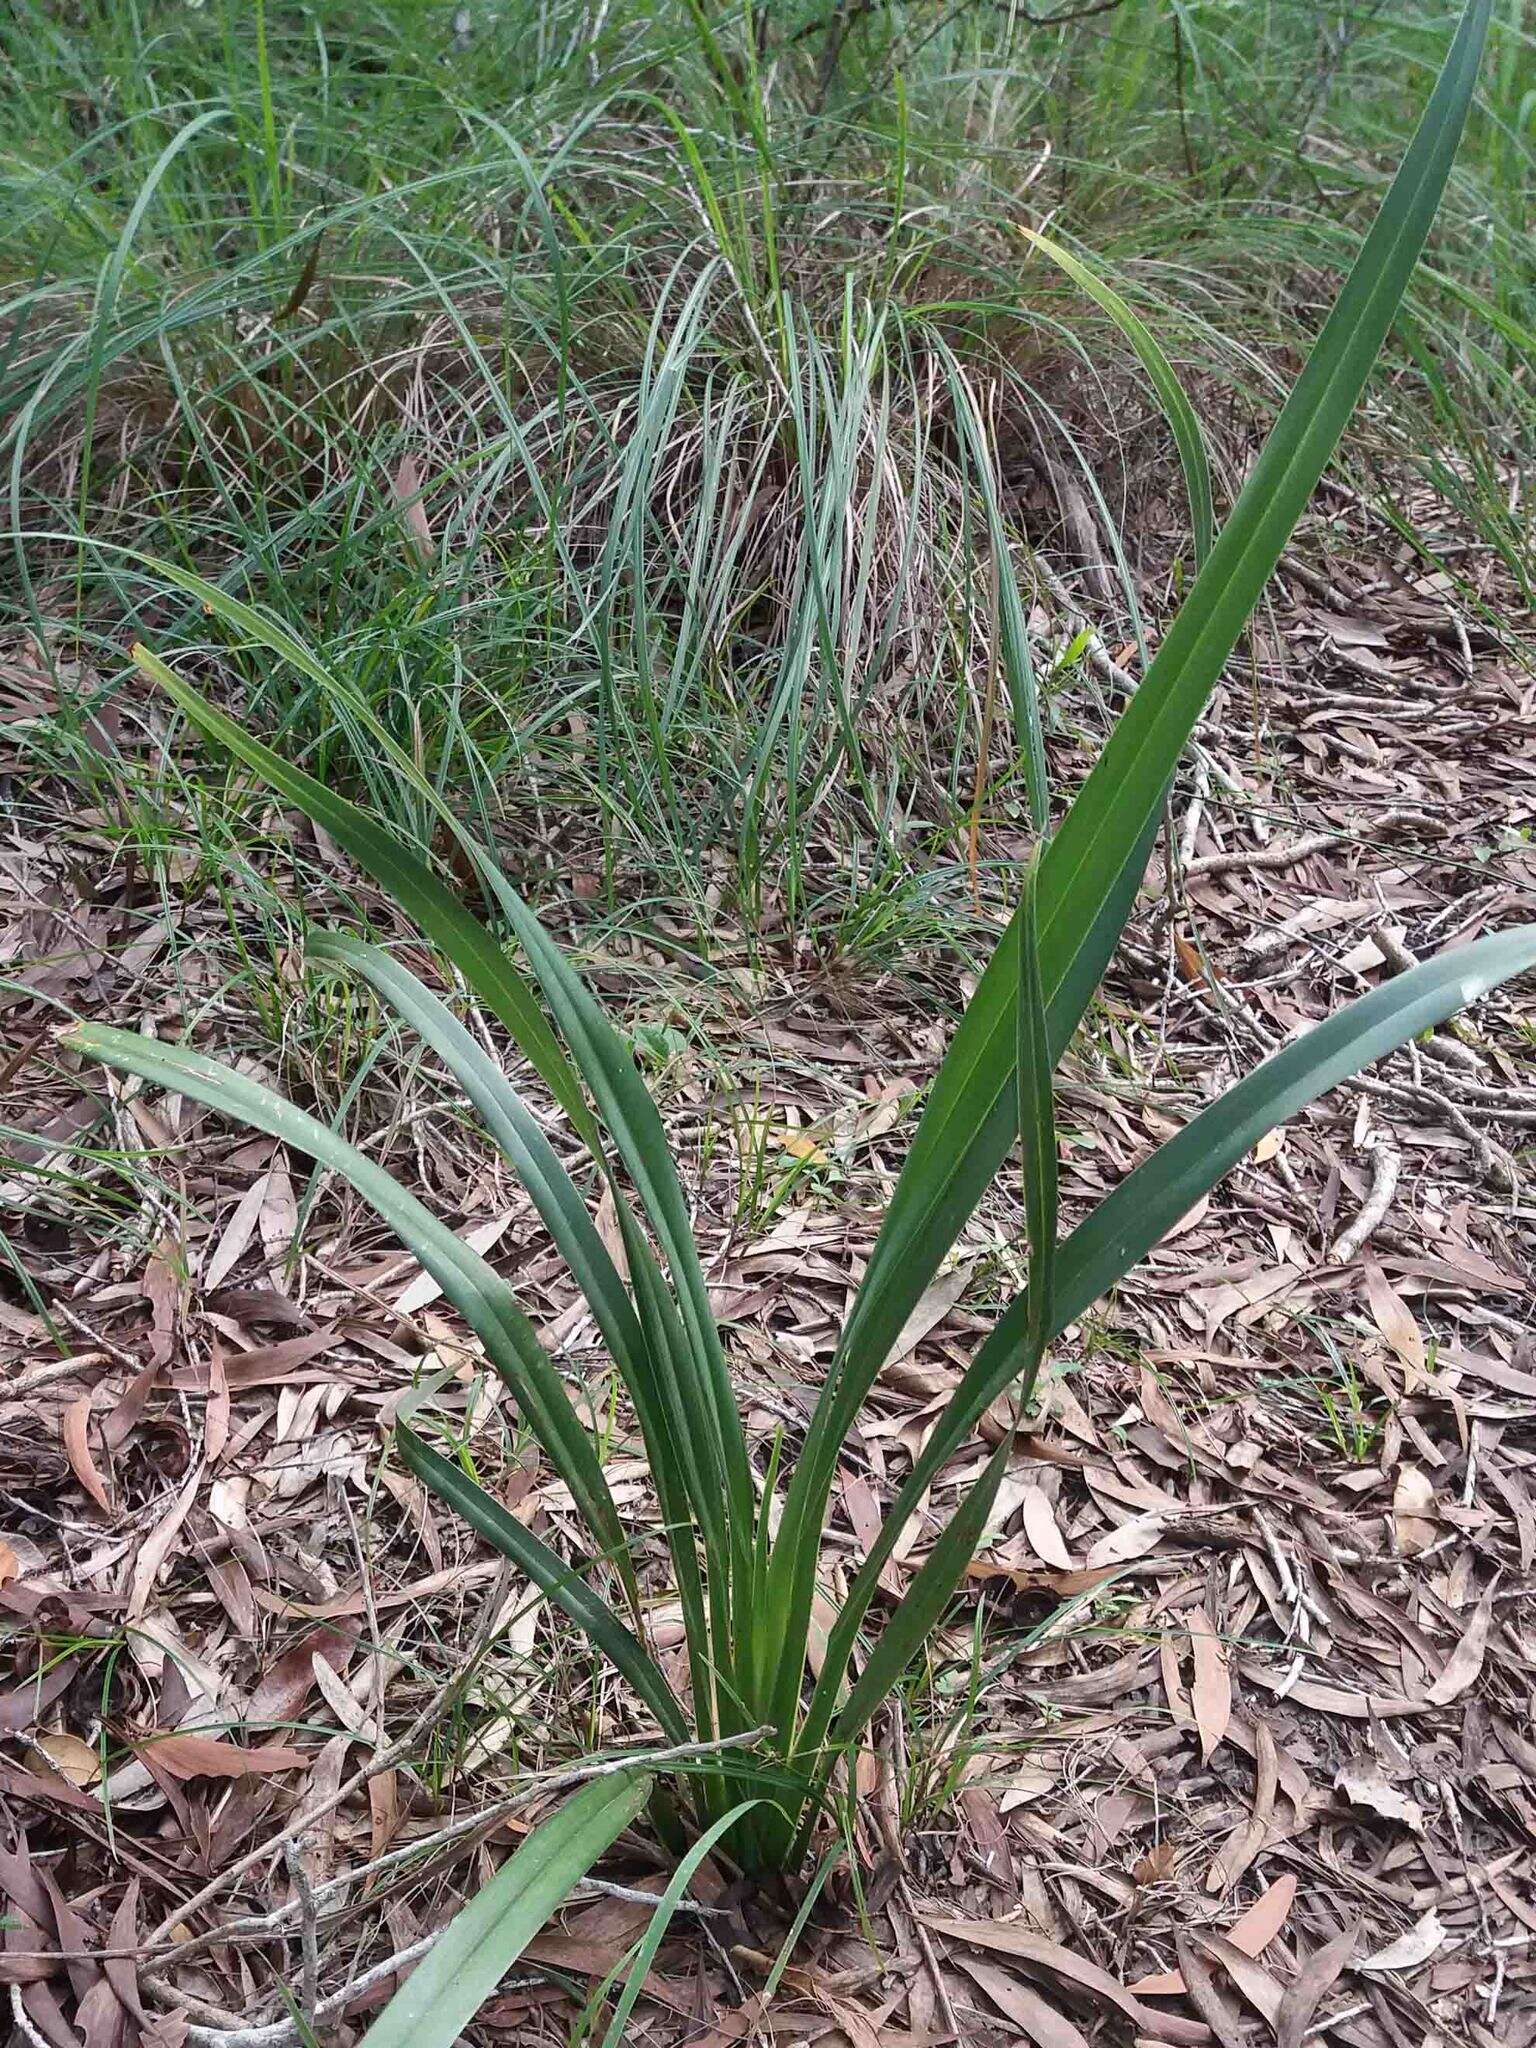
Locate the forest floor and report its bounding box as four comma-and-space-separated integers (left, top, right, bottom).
5, 464, 1535, 2048
4, 4, 1536, 2046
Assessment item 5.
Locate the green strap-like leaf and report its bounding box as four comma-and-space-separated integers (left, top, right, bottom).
397, 1419, 688, 1745
464, 853, 759, 1600
797, 918, 1536, 1743
1015, 851, 1057, 1371
138, 638, 757, 1623
784, 859, 1061, 1756
310, 934, 727, 1539
134, 643, 600, 1154
62, 1021, 637, 1608
767, 0, 1493, 1665
358, 1768, 651, 2048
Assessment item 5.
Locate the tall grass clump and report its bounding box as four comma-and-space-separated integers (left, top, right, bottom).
61, 2, 1536, 1878
6, 2, 1531, 944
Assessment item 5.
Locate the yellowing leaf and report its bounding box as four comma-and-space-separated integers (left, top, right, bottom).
766, 1127, 830, 1166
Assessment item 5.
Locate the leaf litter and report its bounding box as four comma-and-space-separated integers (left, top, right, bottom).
1, 485, 1534, 2048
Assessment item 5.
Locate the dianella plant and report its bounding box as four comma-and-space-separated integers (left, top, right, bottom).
67, 1, 1530, 1876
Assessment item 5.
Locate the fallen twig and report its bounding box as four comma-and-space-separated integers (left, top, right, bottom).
1331, 1134, 1402, 1264
143, 1724, 770, 1977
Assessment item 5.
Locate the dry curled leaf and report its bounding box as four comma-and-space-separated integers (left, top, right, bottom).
34, 1730, 102, 1788
1334, 1762, 1424, 1833
61, 1396, 113, 1515
1391, 1463, 1437, 1554
1358, 1908, 1445, 1974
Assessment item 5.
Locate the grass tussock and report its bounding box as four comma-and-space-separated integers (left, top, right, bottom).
4, 1, 1532, 946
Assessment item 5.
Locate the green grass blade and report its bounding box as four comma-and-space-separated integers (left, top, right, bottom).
941, 347, 1048, 829
61, 1021, 637, 1608
358, 1769, 651, 2048
1021, 227, 1214, 566
596, 1801, 760, 2048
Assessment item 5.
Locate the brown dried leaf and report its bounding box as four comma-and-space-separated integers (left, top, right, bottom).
1083, 1512, 1164, 1568
1174, 1932, 1245, 2048
1358, 1908, 1445, 1974
1334, 1763, 1424, 1833
1130, 1873, 1297, 1995
1020, 1486, 1074, 1569
1276, 1919, 1358, 2048
951, 1954, 1089, 2048
61, 1397, 112, 1515
1424, 1589, 1494, 1705
258, 1154, 298, 1284
247, 1627, 354, 1727
1206, 1716, 1278, 1894
1189, 1607, 1231, 1760
1188, 1931, 1283, 2025
142, 1732, 308, 1780
141, 1242, 181, 1368
391, 453, 436, 563
202, 1157, 274, 1291
920, 1915, 1208, 2045
125, 1464, 202, 1621
34, 1731, 101, 1788
1365, 1261, 1425, 1389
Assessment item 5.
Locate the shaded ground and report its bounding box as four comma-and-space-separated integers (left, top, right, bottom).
3, 457, 1535, 2048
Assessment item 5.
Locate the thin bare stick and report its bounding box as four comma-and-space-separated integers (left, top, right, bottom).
171, 1929, 444, 2048
282, 1841, 319, 2033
